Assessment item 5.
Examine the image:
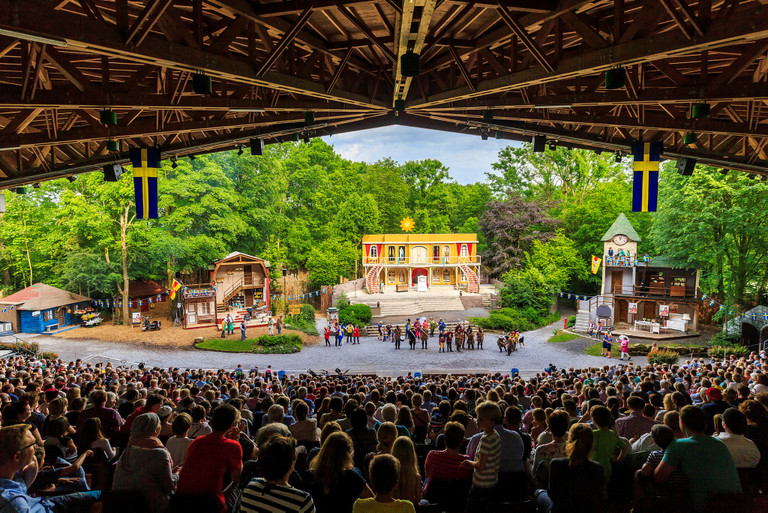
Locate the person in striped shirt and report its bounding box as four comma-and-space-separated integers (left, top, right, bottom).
461, 401, 501, 512
238, 435, 315, 513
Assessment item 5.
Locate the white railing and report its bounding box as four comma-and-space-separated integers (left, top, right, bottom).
363, 255, 482, 266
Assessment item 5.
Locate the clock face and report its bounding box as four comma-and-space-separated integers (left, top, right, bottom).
614, 234, 629, 246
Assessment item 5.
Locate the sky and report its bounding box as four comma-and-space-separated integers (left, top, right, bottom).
321, 126, 517, 185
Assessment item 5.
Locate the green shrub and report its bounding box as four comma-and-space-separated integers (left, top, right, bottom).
335, 292, 350, 310
647, 350, 679, 365
708, 345, 750, 358
41, 351, 59, 360
469, 308, 559, 333
339, 304, 372, 326
299, 304, 316, 324
707, 332, 741, 347
284, 314, 318, 336
567, 315, 576, 328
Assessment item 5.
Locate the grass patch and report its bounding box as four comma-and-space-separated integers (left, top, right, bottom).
548, 331, 581, 343
585, 342, 621, 358
196, 334, 302, 354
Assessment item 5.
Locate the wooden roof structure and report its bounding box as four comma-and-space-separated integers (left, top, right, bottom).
1, 0, 768, 188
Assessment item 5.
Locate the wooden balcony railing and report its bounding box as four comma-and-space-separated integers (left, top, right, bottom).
363, 255, 482, 265
612, 284, 696, 299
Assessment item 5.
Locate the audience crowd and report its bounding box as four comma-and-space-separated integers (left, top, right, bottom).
0, 351, 767, 513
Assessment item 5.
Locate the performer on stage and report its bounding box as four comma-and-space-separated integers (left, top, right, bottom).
446, 331, 453, 352
394, 326, 402, 350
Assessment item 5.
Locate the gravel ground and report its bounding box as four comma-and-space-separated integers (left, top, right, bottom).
18, 316, 668, 378
374, 307, 491, 325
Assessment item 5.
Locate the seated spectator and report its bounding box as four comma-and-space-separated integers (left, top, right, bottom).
289, 400, 319, 443
391, 437, 421, 505
42, 417, 77, 465
2, 398, 44, 445
319, 397, 344, 429
0, 424, 100, 512
352, 454, 415, 513
177, 404, 243, 512
423, 421, 472, 502
700, 387, 730, 434
532, 410, 569, 487
590, 405, 627, 488
654, 405, 741, 512
121, 393, 164, 435
718, 408, 760, 469
427, 401, 451, 442
165, 413, 193, 467
239, 435, 314, 513
346, 408, 377, 470
188, 404, 213, 439
305, 431, 373, 513
79, 417, 117, 462
112, 412, 178, 513
615, 396, 657, 440
538, 423, 604, 513
77, 389, 123, 441
636, 424, 687, 498
409, 394, 430, 443
740, 399, 768, 473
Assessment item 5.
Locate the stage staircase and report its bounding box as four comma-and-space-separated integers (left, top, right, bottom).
352, 296, 465, 317
365, 262, 384, 294
459, 264, 480, 293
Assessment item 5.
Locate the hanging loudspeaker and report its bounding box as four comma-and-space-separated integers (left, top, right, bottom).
676, 157, 696, 176
532, 135, 546, 152
482, 109, 493, 123
605, 68, 626, 90
106, 140, 119, 152
100, 109, 117, 126
683, 132, 697, 145
691, 103, 710, 120
250, 138, 264, 155
401, 51, 420, 77
103, 164, 123, 182
192, 73, 213, 95
394, 99, 406, 112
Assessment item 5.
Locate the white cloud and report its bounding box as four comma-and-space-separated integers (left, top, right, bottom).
322, 126, 519, 185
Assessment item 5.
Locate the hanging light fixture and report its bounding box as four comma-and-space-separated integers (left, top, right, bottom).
605, 68, 626, 90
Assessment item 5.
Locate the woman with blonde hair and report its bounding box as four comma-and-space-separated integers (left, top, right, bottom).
391, 436, 422, 505
306, 431, 374, 513
536, 423, 604, 513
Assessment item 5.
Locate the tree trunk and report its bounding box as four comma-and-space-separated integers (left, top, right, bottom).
120, 206, 132, 326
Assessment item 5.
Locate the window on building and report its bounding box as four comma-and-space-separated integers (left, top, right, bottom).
198, 302, 209, 315
443, 245, 451, 263
460, 244, 468, 257
187, 303, 196, 313
443, 269, 451, 282
388, 246, 395, 263
433, 246, 440, 263
43, 310, 54, 321
370, 245, 378, 260
398, 246, 405, 262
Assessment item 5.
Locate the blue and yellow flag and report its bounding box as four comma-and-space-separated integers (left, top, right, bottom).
632, 141, 661, 212
130, 147, 160, 219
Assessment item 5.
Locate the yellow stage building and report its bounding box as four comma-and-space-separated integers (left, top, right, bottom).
361, 234, 480, 294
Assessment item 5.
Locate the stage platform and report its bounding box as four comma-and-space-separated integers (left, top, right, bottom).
609, 322, 700, 341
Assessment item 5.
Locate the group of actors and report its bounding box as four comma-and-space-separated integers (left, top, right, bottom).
322, 322, 362, 346
588, 320, 633, 360
375, 318, 487, 352
495, 330, 525, 355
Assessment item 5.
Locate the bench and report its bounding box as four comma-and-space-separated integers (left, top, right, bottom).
44, 323, 60, 332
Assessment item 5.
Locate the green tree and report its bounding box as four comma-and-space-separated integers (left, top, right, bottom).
526, 232, 588, 292
306, 238, 358, 286
650, 165, 768, 306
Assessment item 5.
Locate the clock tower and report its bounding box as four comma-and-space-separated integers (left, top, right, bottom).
600, 213, 641, 296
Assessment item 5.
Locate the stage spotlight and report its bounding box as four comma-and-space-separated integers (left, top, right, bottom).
614, 152, 622, 163
481, 130, 488, 141
303, 133, 310, 144
237, 146, 244, 156
171, 157, 178, 169
32, 182, 40, 188
548, 141, 557, 151
189, 154, 196, 161
67, 176, 76, 183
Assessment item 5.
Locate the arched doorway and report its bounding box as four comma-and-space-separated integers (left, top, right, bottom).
411, 246, 428, 264
741, 322, 759, 347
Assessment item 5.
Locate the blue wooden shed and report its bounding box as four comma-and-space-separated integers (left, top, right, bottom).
0, 283, 90, 334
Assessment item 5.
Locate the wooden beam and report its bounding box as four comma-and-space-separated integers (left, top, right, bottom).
336, 4, 396, 63
43, 47, 89, 92
660, 0, 694, 40
412, 4, 768, 108
327, 47, 353, 93
496, 2, 554, 73
710, 40, 768, 87
560, 11, 608, 49
0, 2, 384, 109
126, 0, 173, 47
448, 45, 475, 92
209, 15, 248, 54
256, 5, 314, 76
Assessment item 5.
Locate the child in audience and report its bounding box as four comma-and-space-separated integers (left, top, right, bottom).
590, 405, 627, 488
353, 453, 415, 513
165, 412, 193, 467
461, 401, 501, 512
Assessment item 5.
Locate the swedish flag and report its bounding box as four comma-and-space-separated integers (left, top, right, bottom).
632, 141, 661, 212
130, 147, 160, 219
